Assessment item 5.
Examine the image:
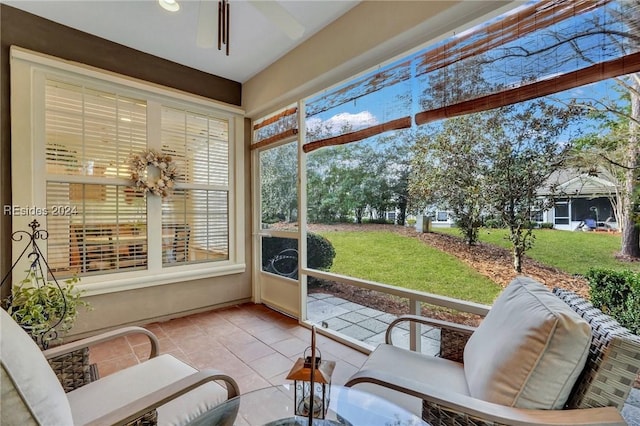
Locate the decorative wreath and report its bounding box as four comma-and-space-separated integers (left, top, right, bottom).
129, 149, 178, 197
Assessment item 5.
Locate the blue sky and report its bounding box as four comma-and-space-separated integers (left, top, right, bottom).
305, 0, 632, 146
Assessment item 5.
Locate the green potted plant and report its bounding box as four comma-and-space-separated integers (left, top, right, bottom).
3, 272, 90, 349
3, 272, 93, 391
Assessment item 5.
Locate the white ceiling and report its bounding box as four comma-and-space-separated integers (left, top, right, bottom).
4, 0, 359, 83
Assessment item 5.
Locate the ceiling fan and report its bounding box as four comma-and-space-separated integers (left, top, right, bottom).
195, 0, 306, 55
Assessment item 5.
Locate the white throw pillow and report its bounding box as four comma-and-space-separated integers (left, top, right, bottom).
463, 276, 591, 409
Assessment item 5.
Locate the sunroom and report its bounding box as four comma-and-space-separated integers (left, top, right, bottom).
1, 1, 639, 425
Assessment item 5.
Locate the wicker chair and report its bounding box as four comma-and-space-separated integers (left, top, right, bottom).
1, 308, 239, 426
346, 278, 640, 426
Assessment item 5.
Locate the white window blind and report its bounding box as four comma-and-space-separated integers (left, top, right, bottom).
161, 107, 230, 266
45, 79, 148, 276
47, 89, 234, 274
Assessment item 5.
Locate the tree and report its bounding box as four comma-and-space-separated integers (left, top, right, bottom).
594, 75, 640, 259
306, 137, 412, 224
487, 100, 579, 272
410, 113, 495, 245
568, 85, 634, 238
380, 132, 413, 225
410, 99, 580, 271
622, 75, 640, 258
565, 82, 640, 258
307, 145, 368, 223
260, 143, 298, 224
414, 0, 637, 267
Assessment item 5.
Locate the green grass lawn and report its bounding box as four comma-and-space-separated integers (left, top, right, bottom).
318, 230, 501, 304
433, 227, 640, 275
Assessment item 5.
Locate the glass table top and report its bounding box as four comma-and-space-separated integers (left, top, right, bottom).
188, 384, 429, 426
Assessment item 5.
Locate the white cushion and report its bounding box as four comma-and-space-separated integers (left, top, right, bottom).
0, 308, 74, 425
67, 354, 228, 426
353, 343, 469, 415
463, 276, 591, 409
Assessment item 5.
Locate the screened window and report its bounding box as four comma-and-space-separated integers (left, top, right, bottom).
571, 198, 614, 223
555, 201, 570, 225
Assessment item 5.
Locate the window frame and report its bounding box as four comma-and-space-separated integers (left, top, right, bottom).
554, 200, 570, 226
10, 47, 245, 296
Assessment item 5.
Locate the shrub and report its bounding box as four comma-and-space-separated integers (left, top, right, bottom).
261, 232, 336, 279
586, 268, 640, 334
362, 218, 393, 224
484, 218, 504, 229
407, 218, 416, 226
539, 222, 554, 229
307, 233, 336, 271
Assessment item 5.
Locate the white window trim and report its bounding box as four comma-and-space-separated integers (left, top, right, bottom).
10, 46, 245, 296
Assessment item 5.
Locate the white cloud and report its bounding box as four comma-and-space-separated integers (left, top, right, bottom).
307, 111, 378, 134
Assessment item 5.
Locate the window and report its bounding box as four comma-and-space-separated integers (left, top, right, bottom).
530, 210, 543, 223
45, 80, 148, 276
570, 198, 614, 223
246, 0, 640, 350
161, 107, 230, 266
10, 47, 244, 292
436, 211, 449, 222
554, 201, 570, 225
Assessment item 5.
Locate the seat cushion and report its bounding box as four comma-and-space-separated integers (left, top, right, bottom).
463, 276, 591, 409
0, 308, 74, 426
67, 354, 228, 426
353, 343, 469, 415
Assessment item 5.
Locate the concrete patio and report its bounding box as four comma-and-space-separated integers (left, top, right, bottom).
307, 293, 440, 354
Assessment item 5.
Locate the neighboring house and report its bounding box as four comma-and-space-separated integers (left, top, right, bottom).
405, 209, 455, 229
537, 169, 619, 232
429, 210, 456, 227
385, 209, 454, 227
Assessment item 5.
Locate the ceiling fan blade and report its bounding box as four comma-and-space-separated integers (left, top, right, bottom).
249, 0, 305, 40
196, 0, 218, 48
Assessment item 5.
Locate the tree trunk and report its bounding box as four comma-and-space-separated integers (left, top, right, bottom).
513, 250, 522, 273
398, 200, 407, 226
620, 76, 640, 258
621, 223, 640, 258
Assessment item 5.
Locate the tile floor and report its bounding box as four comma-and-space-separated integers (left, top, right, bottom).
88, 303, 369, 395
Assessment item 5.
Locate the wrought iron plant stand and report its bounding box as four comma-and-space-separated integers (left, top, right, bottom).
1, 220, 96, 391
